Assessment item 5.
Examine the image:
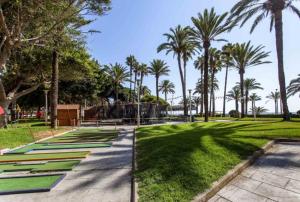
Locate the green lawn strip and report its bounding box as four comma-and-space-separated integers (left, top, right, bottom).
0, 174, 64, 194
42, 133, 117, 143
9, 143, 111, 154
136, 121, 300, 202
0, 151, 89, 163
0, 160, 80, 173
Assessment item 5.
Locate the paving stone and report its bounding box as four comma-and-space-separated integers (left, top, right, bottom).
251, 170, 290, 188
285, 179, 300, 194
230, 175, 262, 192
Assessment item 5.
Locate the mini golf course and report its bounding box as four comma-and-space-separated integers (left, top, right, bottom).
0, 160, 80, 173
0, 174, 64, 195
0, 128, 118, 194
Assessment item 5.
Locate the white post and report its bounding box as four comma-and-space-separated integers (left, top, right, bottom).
137, 79, 140, 127
189, 89, 192, 122
44, 90, 49, 123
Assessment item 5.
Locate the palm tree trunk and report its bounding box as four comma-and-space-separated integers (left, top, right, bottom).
210, 69, 215, 116
274, 10, 290, 120
156, 76, 159, 102
239, 71, 245, 118
200, 67, 204, 116
235, 99, 239, 118
51, 49, 59, 129
134, 72, 137, 101
129, 66, 133, 102
222, 64, 229, 116
183, 58, 188, 116
203, 42, 210, 122
177, 54, 186, 116
140, 73, 144, 97
245, 90, 249, 116
213, 92, 215, 117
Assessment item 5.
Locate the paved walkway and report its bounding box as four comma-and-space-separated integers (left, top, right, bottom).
209, 142, 300, 202
0, 126, 134, 202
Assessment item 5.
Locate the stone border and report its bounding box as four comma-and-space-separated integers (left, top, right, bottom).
131, 128, 138, 202
192, 140, 276, 202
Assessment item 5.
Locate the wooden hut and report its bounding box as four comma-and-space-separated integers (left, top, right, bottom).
57, 104, 80, 126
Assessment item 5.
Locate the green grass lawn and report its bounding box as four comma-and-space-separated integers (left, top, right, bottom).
195, 116, 300, 122
136, 121, 300, 202
0, 120, 61, 149
0, 175, 63, 193
0, 151, 89, 163
0, 160, 80, 173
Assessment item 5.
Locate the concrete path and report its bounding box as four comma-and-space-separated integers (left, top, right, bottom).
0, 126, 134, 202
209, 142, 300, 202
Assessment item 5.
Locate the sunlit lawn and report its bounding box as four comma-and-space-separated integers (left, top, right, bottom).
136, 121, 300, 202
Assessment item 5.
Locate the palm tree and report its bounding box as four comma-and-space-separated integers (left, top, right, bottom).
287, 74, 300, 98
251, 106, 268, 115
221, 43, 234, 116
237, 78, 263, 116
227, 86, 241, 117
192, 96, 201, 114
159, 80, 175, 102
149, 59, 170, 102
139, 63, 149, 95
108, 63, 130, 102
230, 0, 300, 121
249, 93, 262, 116
208, 76, 219, 116
50, 50, 58, 129
126, 55, 138, 102
140, 85, 151, 97
158, 25, 197, 116
191, 8, 235, 122
194, 56, 205, 116
230, 42, 270, 118
266, 90, 281, 115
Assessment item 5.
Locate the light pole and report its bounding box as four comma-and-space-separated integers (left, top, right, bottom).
44, 90, 49, 124
137, 79, 141, 127
189, 89, 192, 122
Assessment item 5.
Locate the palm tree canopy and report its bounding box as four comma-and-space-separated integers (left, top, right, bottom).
159, 80, 175, 95
230, 41, 271, 73
139, 63, 149, 76
251, 106, 268, 115
237, 78, 264, 92
249, 93, 262, 102
266, 91, 281, 101
194, 55, 205, 71
107, 63, 130, 86
209, 48, 223, 73
287, 74, 300, 97
140, 85, 151, 96
227, 86, 241, 101
149, 59, 170, 78
230, 0, 300, 33
126, 55, 138, 68
191, 8, 235, 45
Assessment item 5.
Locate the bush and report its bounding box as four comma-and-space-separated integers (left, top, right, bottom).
141, 95, 169, 106
229, 110, 239, 118
297, 110, 300, 116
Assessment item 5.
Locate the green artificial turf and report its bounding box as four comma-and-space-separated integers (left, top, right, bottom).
0, 160, 80, 173
9, 142, 112, 154
0, 175, 62, 193
136, 121, 300, 202
0, 151, 89, 163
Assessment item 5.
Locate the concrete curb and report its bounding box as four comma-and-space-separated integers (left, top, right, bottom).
192, 140, 276, 202
4, 128, 76, 154
131, 128, 139, 202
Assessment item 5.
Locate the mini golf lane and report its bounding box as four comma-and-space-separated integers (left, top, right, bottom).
0, 174, 65, 195
0, 151, 90, 163
0, 160, 80, 173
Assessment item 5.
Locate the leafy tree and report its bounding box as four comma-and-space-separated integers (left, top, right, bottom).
266, 90, 281, 115
237, 78, 263, 116
287, 74, 300, 98
230, 0, 300, 120
126, 55, 138, 102
149, 59, 170, 103
191, 8, 235, 122
159, 80, 175, 102
230, 42, 270, 118
227, 86, 241, 117
140, 85, 151, 97
158, 25, 197, 116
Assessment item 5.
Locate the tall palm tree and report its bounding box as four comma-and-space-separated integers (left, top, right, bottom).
126, 55, 138, 102
237, 78, 263, 116
208, 76, 219, 116
191, 8, 235, 122
230, 42, 270, 118
158, 25, 197, 116
194, 56, 205, 116
252, 106, 268, 115
192, 96, 201, 115
139, 63, 149, 95
159, 80, 175, 102
249, 93, 262, 116
287, 74, 300, 98
221, 43, 234, 116
266, 91, 281, 115
50, 50, 58, 129
108, 63, 130, 102
227, 86, 241, 117
230, 0, 300, 120
149, 59, 170, 102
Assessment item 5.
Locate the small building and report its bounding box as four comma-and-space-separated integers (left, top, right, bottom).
57, 104, 80, 126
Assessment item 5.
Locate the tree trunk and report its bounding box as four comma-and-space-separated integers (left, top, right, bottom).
213, 92, 215, 117
156, 76, 159, 102
129, 66, 133, 102
203, 42, 210, 122
183, 58, 188, 116
200, 67, 204, 116
223, 64, 229, 116
239, 71, 245, 118
134, 71, 137, 101
176, 54, 186, 116
50, 49, 59, 129
235, 99, 239, 118
274, 10, 290, 120
245, 90, 249, 116
210, 69, 215, 117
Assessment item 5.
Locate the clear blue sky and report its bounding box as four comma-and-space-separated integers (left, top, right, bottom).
86, 0, 300, 113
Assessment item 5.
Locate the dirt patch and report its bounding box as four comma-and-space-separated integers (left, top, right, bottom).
33, 128, 72, 141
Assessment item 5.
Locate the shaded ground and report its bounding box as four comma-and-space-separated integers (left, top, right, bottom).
136, 121, 300, 202
210, 142, 300, 202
